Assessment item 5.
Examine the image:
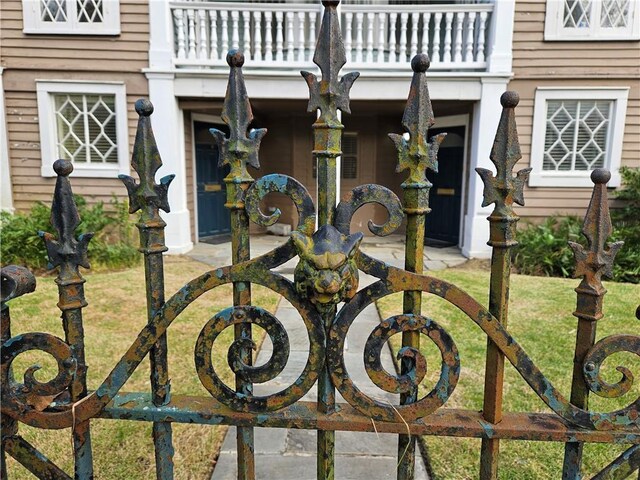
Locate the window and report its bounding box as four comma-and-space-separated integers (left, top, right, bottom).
37, 81, 129, 178
22, 0, 120, 35
341, 133, 358, 180
545, 0, 640, 40
529, 88, 628, 188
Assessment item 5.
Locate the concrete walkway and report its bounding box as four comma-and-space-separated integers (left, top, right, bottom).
186, 234, 466, 479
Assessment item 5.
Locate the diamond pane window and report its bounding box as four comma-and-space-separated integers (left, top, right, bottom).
543, 100, 610, 172
545, 0, 639, 40
77, 0, 104, 23
530, 88, 628, 188
23, 0, 119, 34
54, 94, 117, 164
563, 0, 591, 28
41, 0, 67, 22
37, 82, 129, 178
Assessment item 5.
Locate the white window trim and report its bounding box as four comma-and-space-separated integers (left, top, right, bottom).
545, 0, 640, 41
37, 80, 129, 178
22, 0, 120, 35
529, 87, 628, 188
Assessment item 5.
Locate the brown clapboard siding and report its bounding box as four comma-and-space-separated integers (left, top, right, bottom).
509, 0, 640, 220
2, 0, 149, 213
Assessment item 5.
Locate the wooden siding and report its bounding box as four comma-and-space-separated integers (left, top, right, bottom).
510, 0, 640, 220
1, 0, 149, 212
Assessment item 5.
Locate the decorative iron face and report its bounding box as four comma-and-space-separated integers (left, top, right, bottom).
1, 1, 639, 479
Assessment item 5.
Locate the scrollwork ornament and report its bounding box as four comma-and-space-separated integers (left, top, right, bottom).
245, 174, 316, 235
583, 334, 640, 401
1, 333, 76, 414
335, 185, 404, 237
195, 305, 324, 412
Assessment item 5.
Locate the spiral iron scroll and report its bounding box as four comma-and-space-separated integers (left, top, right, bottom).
195, 304, 324, 412
335, 184, 404, 237
327, 261, 640, 430
1, 333, 76, 412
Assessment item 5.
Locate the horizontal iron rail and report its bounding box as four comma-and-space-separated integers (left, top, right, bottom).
98, 392, 640, 444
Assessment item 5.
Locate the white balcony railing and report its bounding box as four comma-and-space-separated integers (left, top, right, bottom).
170, 1, 494, 71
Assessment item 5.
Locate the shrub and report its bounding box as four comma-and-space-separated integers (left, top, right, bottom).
512, 216, 583, 278
513, 167, 640, 283
1, 196, 140, 272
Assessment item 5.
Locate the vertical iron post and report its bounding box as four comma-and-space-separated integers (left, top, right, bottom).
302, 2, 359, 478
120, 101, 175, 479
476, 92, 531, 479
389, 54, 445, 480
562, 169, 622, 479
0, 266, 36, 479
210, 50, 267, 480
39, 160, 94, 479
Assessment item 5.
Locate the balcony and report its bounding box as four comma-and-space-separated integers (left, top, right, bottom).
169, 1, 496, 73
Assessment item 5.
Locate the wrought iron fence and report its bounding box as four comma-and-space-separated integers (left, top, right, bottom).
2, 1, 639, 479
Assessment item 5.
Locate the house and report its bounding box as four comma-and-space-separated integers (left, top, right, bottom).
1, 0, 638, 258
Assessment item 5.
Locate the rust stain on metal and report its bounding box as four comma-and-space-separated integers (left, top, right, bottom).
1, 1, 638, 479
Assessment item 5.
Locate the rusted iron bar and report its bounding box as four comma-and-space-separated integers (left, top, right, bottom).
120, 100, 175, 479
591, 445, 640, 480
4, 435, 71, 480
210, 50, 267, 480
475, 92, 531, 479
563, 169, 624, 480
99, 393, 640, 444
389, 53, 445, 480
39, 160, 94, 480
1, 266, 36, 479
302, 2, 358, 478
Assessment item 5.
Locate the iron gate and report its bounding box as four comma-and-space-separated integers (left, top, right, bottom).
1, 2, 639, 479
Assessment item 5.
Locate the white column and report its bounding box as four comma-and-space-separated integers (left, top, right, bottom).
461, 78, 508, 258
487, 0, 515, 73
148, 1, 174, 69
0, 68, 14, 213
146, 73, 193, 254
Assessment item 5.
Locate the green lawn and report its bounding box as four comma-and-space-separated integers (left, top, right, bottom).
4, 256, 279, 479
377, 268, 640, 479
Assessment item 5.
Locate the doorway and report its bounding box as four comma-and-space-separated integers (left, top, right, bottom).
194, 121, 231, 240
425, 126, 465, 246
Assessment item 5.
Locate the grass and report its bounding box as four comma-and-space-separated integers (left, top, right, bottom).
5, 256, 280, 479
377, 268, 640, 479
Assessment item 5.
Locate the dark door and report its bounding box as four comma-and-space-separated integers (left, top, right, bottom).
195, 122, 231, 239
425, 126, 465, 246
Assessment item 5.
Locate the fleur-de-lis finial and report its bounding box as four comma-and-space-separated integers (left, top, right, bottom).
570, 169, 623, 296
120, 99, 175, 218
389, 54, 446, 187
476, 92, 532, 212
39, 160, 93, 273
301, 0, 359, 125
210, 51, 267, 182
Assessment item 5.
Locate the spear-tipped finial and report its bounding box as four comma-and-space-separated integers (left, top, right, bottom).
570, 169, 623, 297
476, 91, 532, 210
301, 0, 359, 124
389, 54, 446, 187
210, 50, 267, 182
120, 99, 175, 216
39, 160, 93, 272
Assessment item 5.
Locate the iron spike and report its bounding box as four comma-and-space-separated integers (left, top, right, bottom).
119, 99, 175, 215
211, 51, 267, 179
476, 92, 531, 209
389, 54, 445, 187
39, 160, 93, 271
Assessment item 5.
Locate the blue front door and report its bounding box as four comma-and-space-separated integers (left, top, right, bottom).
195, 122, 231, 239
